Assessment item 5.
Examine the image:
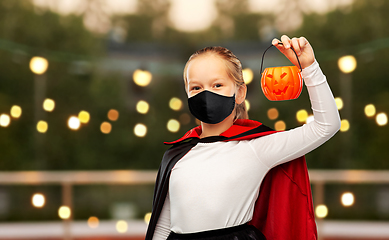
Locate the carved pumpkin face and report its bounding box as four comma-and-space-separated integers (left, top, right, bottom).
261, 66, 303, 101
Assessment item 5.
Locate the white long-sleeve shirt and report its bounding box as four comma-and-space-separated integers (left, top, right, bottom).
152, 60, 341, 240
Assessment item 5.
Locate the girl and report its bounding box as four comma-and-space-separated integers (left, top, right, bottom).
145, 35, 341, 240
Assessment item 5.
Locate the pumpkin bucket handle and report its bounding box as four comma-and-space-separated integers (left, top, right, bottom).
260, 43, 303, 75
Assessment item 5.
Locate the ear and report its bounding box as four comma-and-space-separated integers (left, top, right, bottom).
236, 84, 247, 105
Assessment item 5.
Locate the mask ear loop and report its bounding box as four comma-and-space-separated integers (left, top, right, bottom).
260, 43, 303, 74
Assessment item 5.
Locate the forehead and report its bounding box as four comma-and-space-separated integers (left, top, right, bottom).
186, 54, 229, 80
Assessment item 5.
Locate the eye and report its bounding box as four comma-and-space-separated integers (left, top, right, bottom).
214, 83, 223, 88
191, 86, 201, 90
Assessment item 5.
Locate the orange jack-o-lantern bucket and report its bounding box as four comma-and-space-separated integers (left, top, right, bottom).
260, 43, 303, 101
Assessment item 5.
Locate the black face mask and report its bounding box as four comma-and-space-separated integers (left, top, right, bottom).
188, 90, 235, 124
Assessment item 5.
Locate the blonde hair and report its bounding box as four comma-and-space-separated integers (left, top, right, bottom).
183, 46, 248, 120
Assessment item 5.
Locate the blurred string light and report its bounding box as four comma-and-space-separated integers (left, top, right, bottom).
32, 193, 45, 208
167, 119, 180, 133
274, 120, 286, 131
133, 69, 152, 87
134, 123, 147, 137
30, 56, 48, 75
10, 105, 22, 118
68, 116, 80, 130
334, 97, 343, 110
144, 212, 152, 224
37, 120, 48, 133
136, 100, 149, 114
364, 104, 376, 117
0, 114, 11, 127
58, 206, 71, 219
376, 113, 388, 126
315, 204, 328, 218
88, 216, 99, 228
296, 109, 308, 123
242, 68, 253, 85
340, 119, 350, 132
341, 192, 355, 207
169, 97, 183, 111
179, 113, 191, 125
267, 108, 278, 120
78, 111, 90, 124
338, 55, 357, 73
245, 100, 250, 111
100, 122, 112, 134
306, 115, 314, 124
43, 99, 55, 112
116, 220, 128, 233
108, 109, 119, 121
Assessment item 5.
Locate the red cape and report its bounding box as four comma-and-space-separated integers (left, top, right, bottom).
146, 119, 317, 240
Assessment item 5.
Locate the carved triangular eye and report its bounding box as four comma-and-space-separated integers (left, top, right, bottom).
280, 72, 287, 79
267, 74, 273, 78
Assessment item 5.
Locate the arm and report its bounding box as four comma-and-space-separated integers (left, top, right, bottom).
152, 195, 171, 240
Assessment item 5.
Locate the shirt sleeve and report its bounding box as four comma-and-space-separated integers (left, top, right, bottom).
152, 194, 171, 240
248, 60, 341, 169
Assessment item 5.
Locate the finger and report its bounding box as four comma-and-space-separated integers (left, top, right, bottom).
272, 38, 280, 46
291, 37, 301, 56
299, 37, 307, 47
280, 35, 291, 49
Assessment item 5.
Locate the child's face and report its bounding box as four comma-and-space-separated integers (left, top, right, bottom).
186, 54, 236, 98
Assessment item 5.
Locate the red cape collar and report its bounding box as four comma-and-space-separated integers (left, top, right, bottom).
164, 119, 273, 145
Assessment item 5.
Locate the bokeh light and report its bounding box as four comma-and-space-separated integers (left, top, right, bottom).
88, 216, 99, 228
133, 69, 152, 87
32, 193, 45, 208
10, 105, 22, 118
179, 113, 191, 125
100, 122, 112, 134
338, 55, 357, 73
37, 120, 48, 133
315, 204, 328, 218
0, 114, 11, 127
335, 97, 343, 110
136, 100, 149, 114
58, 206, 71, 219
376, 113, 388, 126
364, 104, 376, 117
245, 100, 250, 111
341, 192, 355, 207
78, 111, 90, 124
340, 119, 350, 132
134, 123, 147, 137
167, 119, 180, 132
68, 116, 81, 130
242, 68, 254, 84
274, 120, 286, 131
116, 220, 128, 233
43, 99, 55, 112
30, 56, 49, 75
144, 212, 152, 224
108, 109, 119, 121
169, 97, 183, 111
296, 109, 308, 123
267, 108, 279, 120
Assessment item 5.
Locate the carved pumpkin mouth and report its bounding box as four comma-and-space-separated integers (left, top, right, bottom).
273, 85, 289, 96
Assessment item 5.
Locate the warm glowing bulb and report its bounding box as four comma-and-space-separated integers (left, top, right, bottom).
32, 193, 45, 208
88, 216, 99, 228
338, 55, 357, 73
58, 206, 71, 219
37, 120, 48, 133
169, 97, 183, 111
376, 113, 388, 126
274, 120, 286, 131
0, 114, 11, 127
43, 99, 55, 112
108, 109, 119, 121
136, 100, 149, 114
133, 69, 152, 87
30, 56, 49, 75
267, 108, 279, 120
335, 97, 343, 110
68, 116, 81, 130
315, 204, 328, 218
341, 192, 354, 207
245, 100, 250, 111
134, 123, 147, 137
144, 212, 152, 224
100, 122, 112, 134
116, 220, 128, 233
364, 104, 376, 117
78, 111, 90, 124
296, 109, 308, 123
340, 119, 350, 132
10, 105, 22, 118
242, 68, 254, 84
167, 119, 180, 133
